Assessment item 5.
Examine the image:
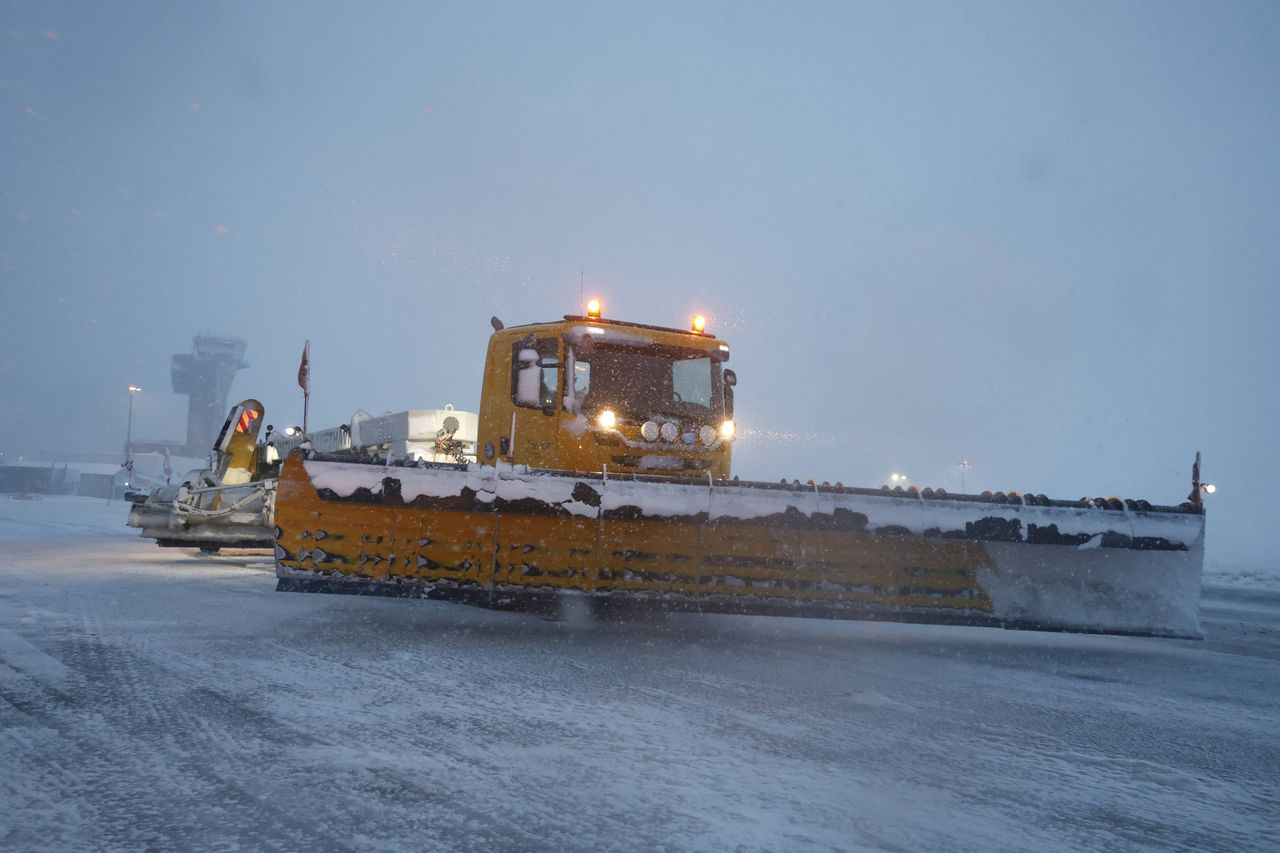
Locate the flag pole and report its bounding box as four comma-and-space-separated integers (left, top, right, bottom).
298, 340, 311, 438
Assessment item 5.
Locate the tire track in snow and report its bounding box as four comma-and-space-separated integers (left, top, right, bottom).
1, 602, 349, 850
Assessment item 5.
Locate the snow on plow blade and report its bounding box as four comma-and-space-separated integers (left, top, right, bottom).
274, 453, 1204, 639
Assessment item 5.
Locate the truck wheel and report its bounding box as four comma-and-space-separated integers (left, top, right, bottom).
199, 545, 221, 555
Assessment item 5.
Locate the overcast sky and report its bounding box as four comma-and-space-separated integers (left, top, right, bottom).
2, 1, 1277, 563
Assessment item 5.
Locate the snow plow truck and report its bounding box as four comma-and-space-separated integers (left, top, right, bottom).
274, 303, 1206, 638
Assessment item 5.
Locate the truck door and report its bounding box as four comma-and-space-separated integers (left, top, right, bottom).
509, 336, 561, 469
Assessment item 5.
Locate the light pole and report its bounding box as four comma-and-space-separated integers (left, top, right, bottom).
126, 385, 141, 486
958, 459, 971, 493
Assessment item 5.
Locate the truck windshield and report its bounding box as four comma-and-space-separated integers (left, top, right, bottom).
567, 342, 721, 421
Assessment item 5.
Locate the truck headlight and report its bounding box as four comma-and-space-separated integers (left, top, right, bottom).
700, 426, 716, 446
598, 410, 617, 429
719, 420, 735, 440
660, 422, 678, 443
641, 420, 659, 442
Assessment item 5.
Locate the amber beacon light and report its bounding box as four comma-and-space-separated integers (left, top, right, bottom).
691, 314, 707, 333
586, 299, 602, 319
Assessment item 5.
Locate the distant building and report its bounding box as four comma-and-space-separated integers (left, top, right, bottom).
0, 451, 207, 498
169, 334, 248, 456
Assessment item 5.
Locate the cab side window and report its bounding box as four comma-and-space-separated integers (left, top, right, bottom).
511, 338, 560, 410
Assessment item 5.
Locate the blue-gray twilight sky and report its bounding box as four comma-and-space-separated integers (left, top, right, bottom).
1, 1, 1277, 563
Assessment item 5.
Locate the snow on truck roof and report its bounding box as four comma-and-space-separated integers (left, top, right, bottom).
494, 315, 730, 354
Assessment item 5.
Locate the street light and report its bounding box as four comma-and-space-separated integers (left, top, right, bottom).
125, 385, 141, 486
958, 459, 971, 493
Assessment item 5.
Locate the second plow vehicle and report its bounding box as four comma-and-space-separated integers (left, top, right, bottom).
270, 302, 1206, 639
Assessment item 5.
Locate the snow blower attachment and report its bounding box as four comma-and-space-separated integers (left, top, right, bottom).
128, 400, 477, 552
127, 399, 280, 550
273, 309, 1205, 638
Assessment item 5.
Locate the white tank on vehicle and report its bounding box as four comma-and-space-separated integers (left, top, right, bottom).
338, 405, 478, 463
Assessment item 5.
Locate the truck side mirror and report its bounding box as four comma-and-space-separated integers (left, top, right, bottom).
723, 369, 736, 418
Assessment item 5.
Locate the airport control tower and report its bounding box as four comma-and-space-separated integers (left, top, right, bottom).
171, 334, 248, 455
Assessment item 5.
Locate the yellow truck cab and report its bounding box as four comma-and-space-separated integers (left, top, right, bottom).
477, 304, 737, 479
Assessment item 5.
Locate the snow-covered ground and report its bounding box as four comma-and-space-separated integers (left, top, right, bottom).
1, 496, 1277, 851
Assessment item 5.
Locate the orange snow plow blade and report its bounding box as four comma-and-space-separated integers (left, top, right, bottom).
274, 452, 1205, 638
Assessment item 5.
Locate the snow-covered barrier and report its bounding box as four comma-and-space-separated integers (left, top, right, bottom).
275, 453, 1205, 638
